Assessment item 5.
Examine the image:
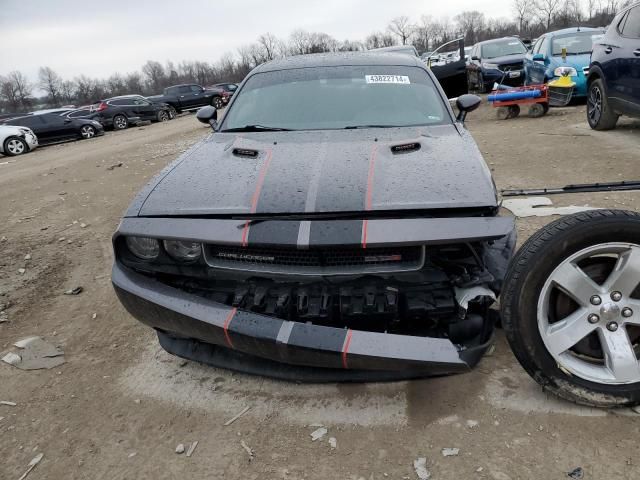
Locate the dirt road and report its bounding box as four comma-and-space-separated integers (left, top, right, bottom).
1, 106, 639, 480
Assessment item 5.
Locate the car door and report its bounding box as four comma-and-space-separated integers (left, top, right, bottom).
468, 45, 481, 83
175, 85, 196, 108
188, 85, 206, 107
615, 5, 640, 113
133, 98, 158, 120
526, 36, 549, 84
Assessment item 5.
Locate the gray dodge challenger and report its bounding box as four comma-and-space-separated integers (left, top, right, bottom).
111, 52, 517, 381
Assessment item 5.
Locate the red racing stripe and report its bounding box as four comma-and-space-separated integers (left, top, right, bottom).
223, 307, 238, 348
342, 329, 353, 369
241, 148, 273, 247
361, 219, 368, 249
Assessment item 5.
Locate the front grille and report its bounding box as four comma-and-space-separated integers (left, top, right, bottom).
203, 245, 425, 275
499, 62, 523, 72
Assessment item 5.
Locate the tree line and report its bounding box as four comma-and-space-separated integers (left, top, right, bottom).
0, 0, 632, 113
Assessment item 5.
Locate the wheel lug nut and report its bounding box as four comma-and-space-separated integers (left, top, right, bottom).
588, 314, 600, 324
611, 291, 622, 302
590, 295, 602, 306
622, 308, 633, 318
607, 322, 619, 332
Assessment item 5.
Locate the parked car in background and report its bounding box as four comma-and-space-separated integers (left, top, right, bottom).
148, 84, 227, 111
67, 95, 175, 130
524, 27, 606, 97
0, 125, 38, 156
466, 37, 528, 92
212, 83, 238, 102
4, 112, 104, 144
587, 2, 640, 130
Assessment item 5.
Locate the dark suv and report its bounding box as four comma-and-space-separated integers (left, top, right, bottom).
587, 2, 640, 130
74, 95, 174, 130
466, 37, 528, 92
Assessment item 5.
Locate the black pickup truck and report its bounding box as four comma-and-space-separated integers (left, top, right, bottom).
147, 84, 227, 112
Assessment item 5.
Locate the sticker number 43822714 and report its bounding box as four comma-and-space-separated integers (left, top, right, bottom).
365, 75, 411, 85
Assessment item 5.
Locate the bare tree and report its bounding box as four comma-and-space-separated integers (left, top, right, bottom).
124, 72, 144, 95
0, 71, 33, 111
388, 16, 413, 45
365, 31, 396, 49
454, 11, 487, 44
141, 60, 166, 93
538, 0, 562, 28
513, 0, 533, 33
60, 80, 76, 104
257, 33, 282, 61
38, 66, 63, 107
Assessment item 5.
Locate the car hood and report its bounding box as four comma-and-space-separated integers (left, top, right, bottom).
549, 54, 591, 70
136, 125, 497, 217
486, 53, 526, 65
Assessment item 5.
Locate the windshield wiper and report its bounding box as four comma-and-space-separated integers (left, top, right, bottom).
221, 125, 293, 132
343, 124, 397, 129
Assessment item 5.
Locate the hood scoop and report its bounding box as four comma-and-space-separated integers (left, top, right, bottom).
232, 148, 259, 158
390, 142, 421, 154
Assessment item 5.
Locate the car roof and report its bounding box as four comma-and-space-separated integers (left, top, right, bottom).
476, 36, 523, 46
253, 52, 422, 74
541, 27, 604, 37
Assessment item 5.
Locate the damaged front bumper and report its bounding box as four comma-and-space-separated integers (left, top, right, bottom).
112, 215, 515, 381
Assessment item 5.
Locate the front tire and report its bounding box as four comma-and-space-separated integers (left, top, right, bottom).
157, 110, 169, 122
113, 114, 128, 130
3, 136, 28, 156
587, 78, 619, 130
80, 125, 96, 139
501, 210, 640, 407
212, 96, 224, 109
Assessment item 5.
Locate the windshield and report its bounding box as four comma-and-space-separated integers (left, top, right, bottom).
481, 40, 527, 59
221, 65, 449, 131
552, 32, 603, 55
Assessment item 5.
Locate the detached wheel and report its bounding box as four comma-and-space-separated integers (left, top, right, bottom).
528, 103, 547, 118
157, 110, 169, 122
212, 96, 224, 109
80, 125, 96, 139
587, 79, 619, 130
501, 210, 640, 407
3, 136, 28, 156
113, 114, 128, 130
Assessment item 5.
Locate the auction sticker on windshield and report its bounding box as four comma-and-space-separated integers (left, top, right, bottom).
365, 75, 411, 84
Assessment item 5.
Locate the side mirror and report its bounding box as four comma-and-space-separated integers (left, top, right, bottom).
455, 94, 481, 123
471, 56, 480, 61
532, 53, 545, 62
196, 105, 218, 130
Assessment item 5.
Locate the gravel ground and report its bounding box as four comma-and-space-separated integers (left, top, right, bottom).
1, 105, 639, 480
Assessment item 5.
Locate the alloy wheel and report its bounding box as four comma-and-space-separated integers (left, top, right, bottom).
213, 97, 224, 109
537, 243, 640, 385
114, 116, 127, 130
7, 138, 25, 155
81, 126, 96, 139
587, 85, 602, 125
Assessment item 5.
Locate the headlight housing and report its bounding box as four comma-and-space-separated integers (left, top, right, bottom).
126, 236, 160, 260
482, 62, 500, 70
163, 240, 202, 262
554, 66, 577, 77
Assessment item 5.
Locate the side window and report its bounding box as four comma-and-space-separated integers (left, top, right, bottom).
109, 99, 129, 106
178, 86, 191, 94
622, 6, 640, 38
228, 84, 238, 91
538, 37, 549, 56
190, 85, 203, 93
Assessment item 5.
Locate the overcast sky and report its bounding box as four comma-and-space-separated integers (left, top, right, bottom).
1, 0, 508, 82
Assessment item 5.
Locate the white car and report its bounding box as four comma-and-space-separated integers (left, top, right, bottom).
0, 125, 38, 156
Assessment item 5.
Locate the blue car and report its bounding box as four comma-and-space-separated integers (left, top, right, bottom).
524, 27, 606, 97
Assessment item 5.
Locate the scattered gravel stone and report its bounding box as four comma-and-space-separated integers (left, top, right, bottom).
175, 443, 185, 454
310, 427, 328, 441
442, 447, 460, 457
24, 254, 31, 260
568, 467, 584, 479
329, 437, 337, 449
63, 287, 83, 295
413, 457, 431, 480
466, 419, 479, 428
18, 268, 26, 274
